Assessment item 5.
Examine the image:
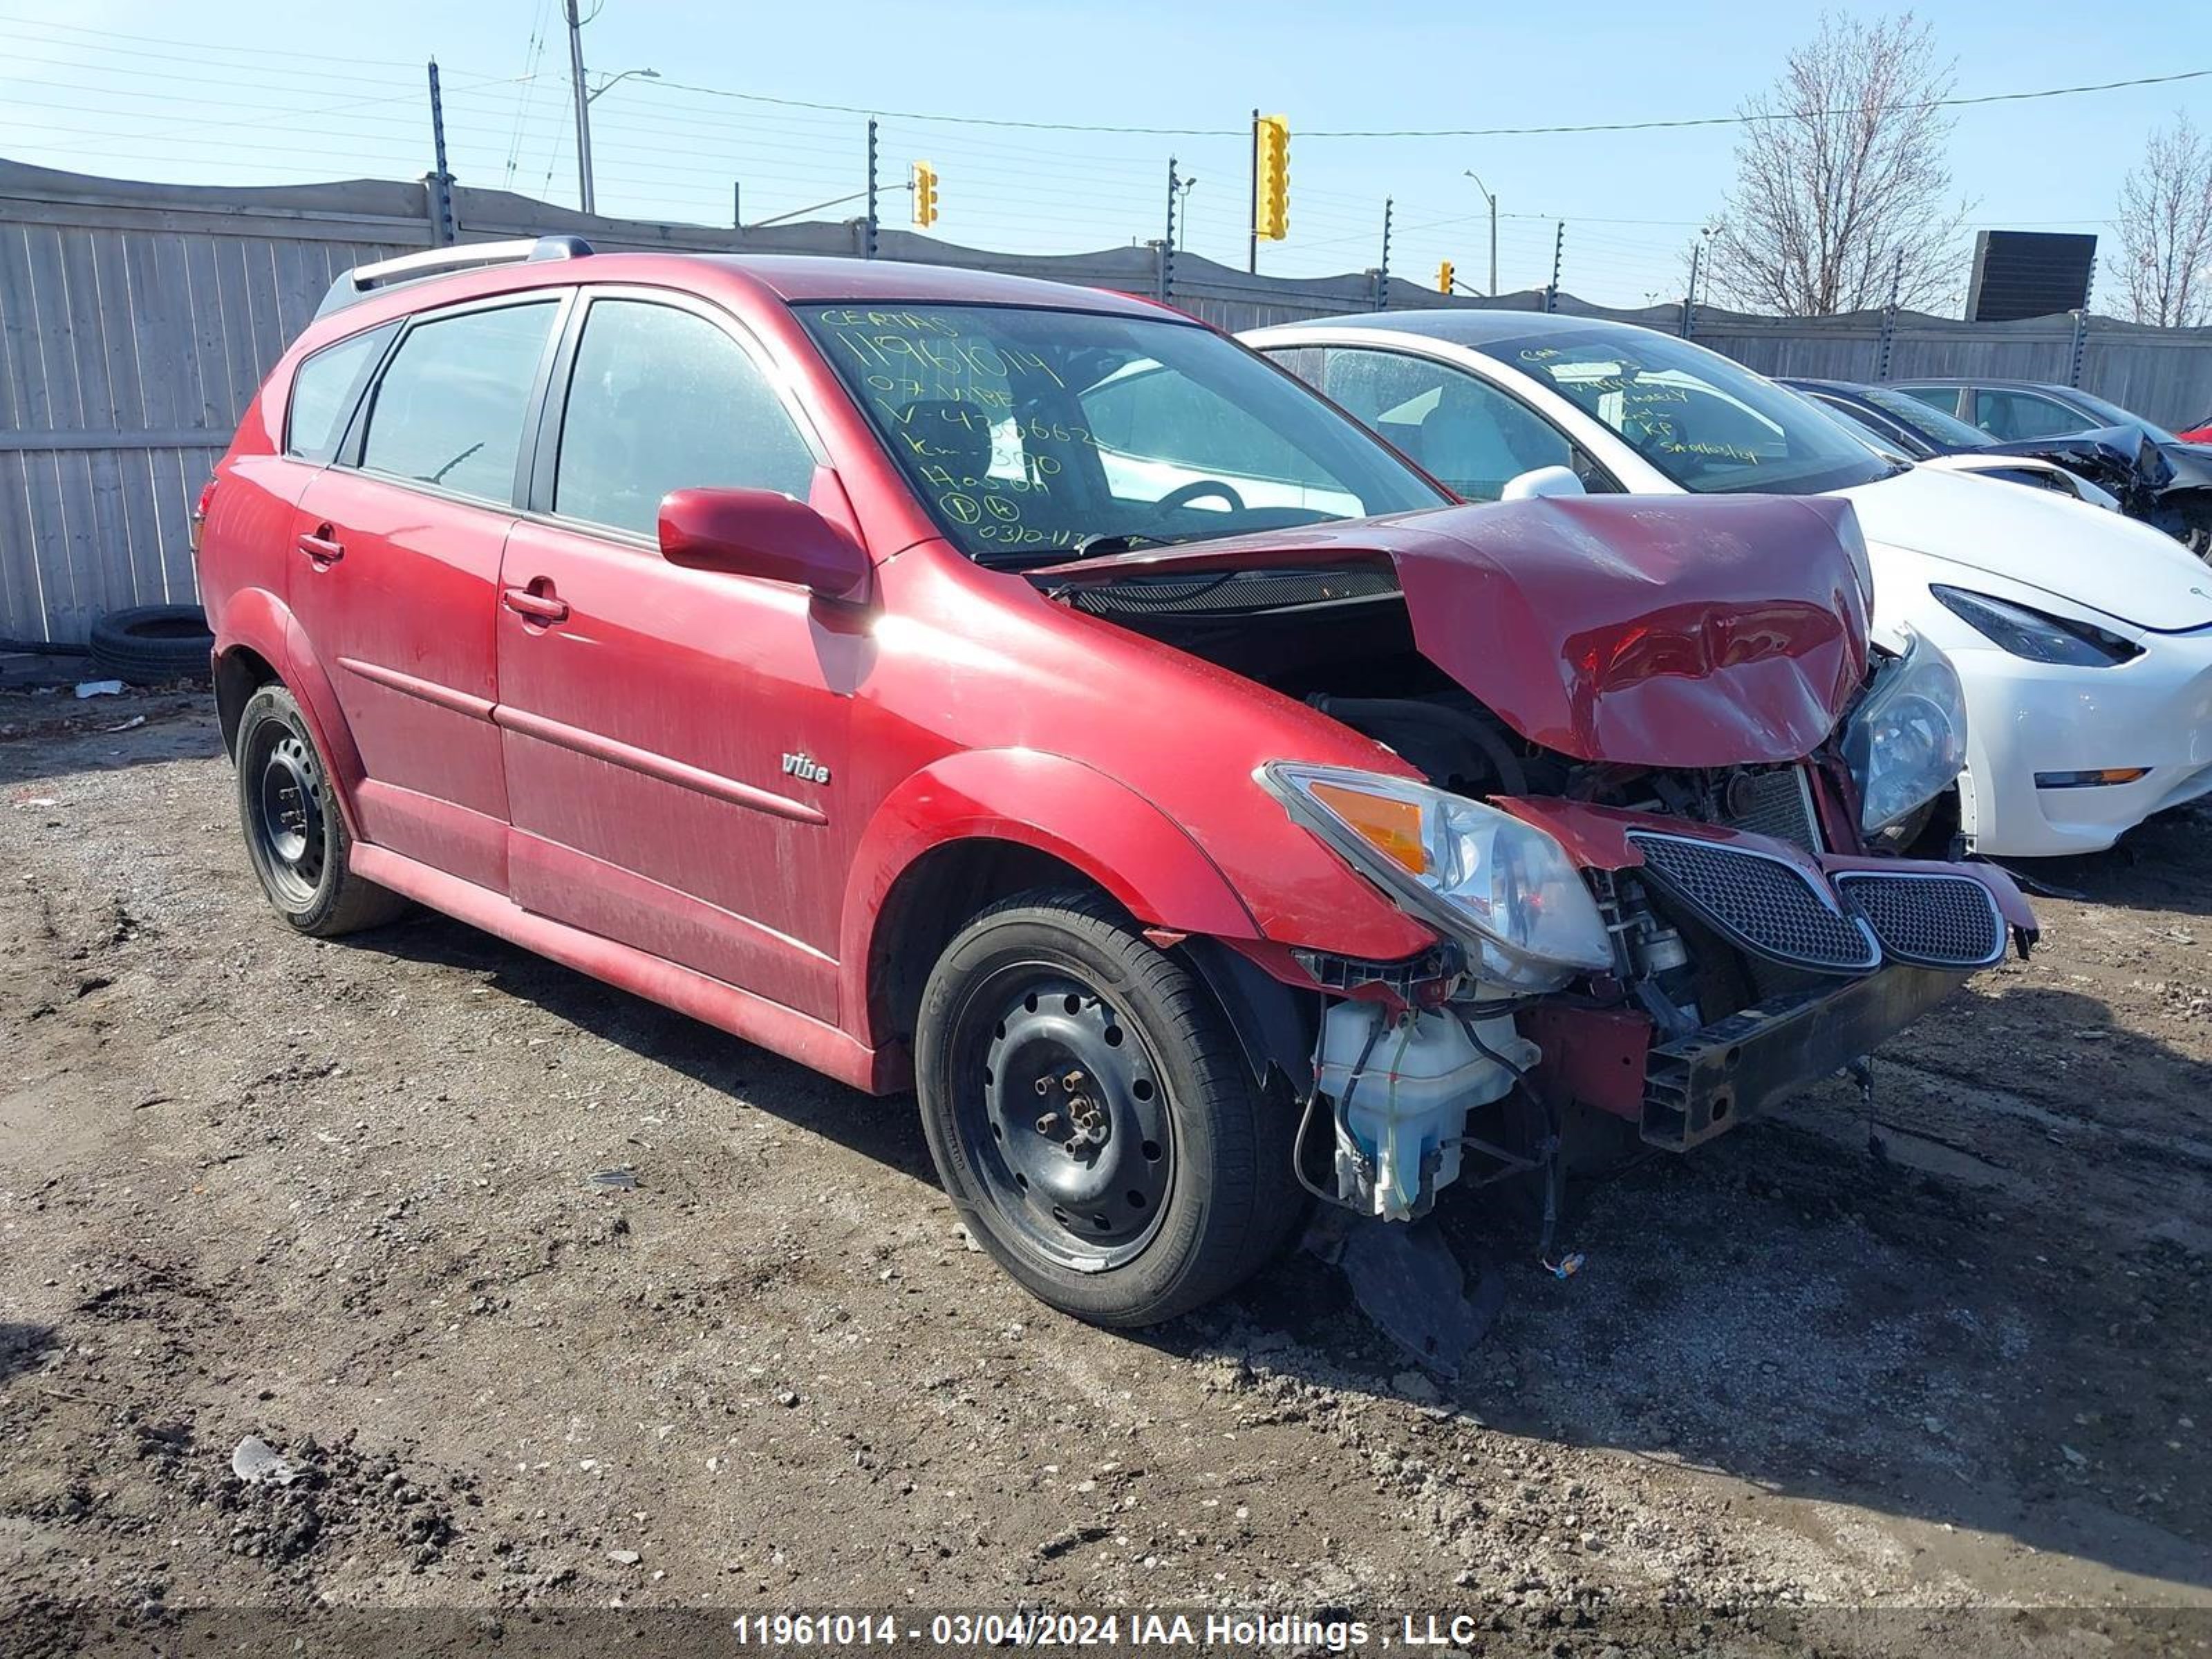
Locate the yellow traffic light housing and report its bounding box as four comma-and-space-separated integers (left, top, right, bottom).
911, 161, 938, 229
1254, 115, 1289, 241
1437, 260, 1455, 294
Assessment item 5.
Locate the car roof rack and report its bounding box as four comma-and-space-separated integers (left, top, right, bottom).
313, 235, 594, 319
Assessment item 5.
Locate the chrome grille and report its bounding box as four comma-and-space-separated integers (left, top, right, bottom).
1834, 871, 2005, 969
1719, 766, 1822, 854
1627, 832, 1881, 975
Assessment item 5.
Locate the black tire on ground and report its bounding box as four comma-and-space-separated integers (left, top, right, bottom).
233, 684, 408, 937
87, 604, 214, 685
915, 886, 1307, 1327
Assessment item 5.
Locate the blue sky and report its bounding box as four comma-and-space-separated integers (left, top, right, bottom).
0, 0, 2198, 308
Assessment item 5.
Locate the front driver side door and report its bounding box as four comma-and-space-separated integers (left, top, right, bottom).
494, 290, 856, 1022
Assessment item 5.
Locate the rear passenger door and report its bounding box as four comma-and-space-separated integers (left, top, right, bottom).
291, 294, 565, 891
494, 289, 854, 1022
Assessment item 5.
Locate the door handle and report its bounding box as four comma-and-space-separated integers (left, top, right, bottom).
501, 585, 570, 624
296, 527, 344, 565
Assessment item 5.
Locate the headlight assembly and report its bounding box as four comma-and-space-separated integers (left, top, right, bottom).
1843, 630, 1969, 834
1259, 762, 1615, 992
1931, 585, 2141, 666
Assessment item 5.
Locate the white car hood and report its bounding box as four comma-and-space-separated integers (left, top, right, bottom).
1833, 463, 2212, 631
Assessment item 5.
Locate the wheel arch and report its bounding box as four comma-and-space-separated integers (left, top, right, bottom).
211, 585, 368, 836
841, 749, 1264, 1065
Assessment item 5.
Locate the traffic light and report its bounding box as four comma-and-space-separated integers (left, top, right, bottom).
911, 161, 938, 229
1437, 260, 1454, 294
1253, 115, 1288, 241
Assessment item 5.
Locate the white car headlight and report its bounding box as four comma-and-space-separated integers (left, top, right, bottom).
1259, 762, 1615, 992
1842, 630, 1968, 834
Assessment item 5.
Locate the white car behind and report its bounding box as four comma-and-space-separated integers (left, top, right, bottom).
1243, 310, 2212, 858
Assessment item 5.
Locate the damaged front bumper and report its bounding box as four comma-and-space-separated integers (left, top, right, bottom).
1638, 962, 1964, 1150
1284, 800, 2033, 1223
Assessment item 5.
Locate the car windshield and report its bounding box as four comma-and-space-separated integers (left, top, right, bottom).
1850, 384, 1997, 449
798, 302, 1447, 563
1474, 327, 1893, 494
2061, 386, 2177, 444
1806, 400, 1912, 460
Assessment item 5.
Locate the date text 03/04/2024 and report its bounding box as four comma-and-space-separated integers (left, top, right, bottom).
729, 1611, 1530, 1650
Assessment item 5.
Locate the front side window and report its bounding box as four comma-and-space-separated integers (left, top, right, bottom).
1477, 328, 1892, 495
2059, 387, 2175, 443
554, 299, 816, 537
285, 326, 392, 463
358, 301, 556, 505
1289, 347, 1595, 501
1974, 389, 2085, 442
798, 303, 1446, 563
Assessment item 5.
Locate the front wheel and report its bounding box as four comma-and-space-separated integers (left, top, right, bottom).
915, 888, 1304, 1327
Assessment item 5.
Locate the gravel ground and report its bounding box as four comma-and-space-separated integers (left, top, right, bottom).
2, 688, 2208, 1657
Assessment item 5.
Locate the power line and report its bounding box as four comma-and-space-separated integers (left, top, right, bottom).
635, 64, 2208, 140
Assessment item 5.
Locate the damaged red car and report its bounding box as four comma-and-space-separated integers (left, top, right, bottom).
196, 243, 2034, 1327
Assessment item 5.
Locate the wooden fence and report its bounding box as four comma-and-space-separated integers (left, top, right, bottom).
3, 156, 2210, 646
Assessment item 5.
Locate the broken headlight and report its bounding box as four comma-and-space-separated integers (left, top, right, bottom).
1259, 762, 1615, 993
1842, 630, 1968, 834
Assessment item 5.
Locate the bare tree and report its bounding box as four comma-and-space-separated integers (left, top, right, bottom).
2115, 113, 2212, 327
1707, 12, 1967, 317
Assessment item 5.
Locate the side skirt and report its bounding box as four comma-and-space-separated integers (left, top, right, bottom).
350, 844, 893, 1096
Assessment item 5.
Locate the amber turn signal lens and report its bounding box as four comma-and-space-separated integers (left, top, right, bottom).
1308, 781, 1427, 875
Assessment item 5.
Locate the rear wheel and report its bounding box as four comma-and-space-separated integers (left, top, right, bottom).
234, 684, 406, 937
915, 888, 1304, 1326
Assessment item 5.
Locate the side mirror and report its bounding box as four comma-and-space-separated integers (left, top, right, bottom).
1501, 465, 1588, 501
657, 487, 872, 604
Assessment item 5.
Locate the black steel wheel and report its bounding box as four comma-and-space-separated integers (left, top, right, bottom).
233, 684, 406, 937
966, 968, 1174, 1271
915, 888, 1305, 1326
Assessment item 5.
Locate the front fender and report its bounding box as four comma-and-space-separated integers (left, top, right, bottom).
214, 585, 368, 838
838, 748, 1263, 1036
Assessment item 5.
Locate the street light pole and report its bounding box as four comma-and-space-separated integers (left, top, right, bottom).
1464, 170, 1498, 296
563, 0, 594, 215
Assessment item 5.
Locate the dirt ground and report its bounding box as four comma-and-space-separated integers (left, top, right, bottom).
3, 687, 2209, 1658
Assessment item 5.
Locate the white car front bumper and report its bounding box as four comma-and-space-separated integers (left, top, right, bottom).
1946, 624, 2212, 858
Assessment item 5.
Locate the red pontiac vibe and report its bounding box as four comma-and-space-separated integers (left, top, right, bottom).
194, 241, 2034, 1326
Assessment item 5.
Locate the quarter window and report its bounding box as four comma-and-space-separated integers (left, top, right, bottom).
285, 326, 391, 463
553, 299, 815, 536
358, 301, 557, 505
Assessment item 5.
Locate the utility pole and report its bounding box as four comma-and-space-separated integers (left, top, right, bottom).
1464, 171, 1498, 296
563, 0, 595, 215
864, 118, 879, 259
731, 180, 742, 233
1376, 197, 1392, 311
1161, 156, 1179, 304
1680, 239, 1701, 338
1247, 108, 1259, 274
1545, 221, 1564, 313
424, 58, 456, 245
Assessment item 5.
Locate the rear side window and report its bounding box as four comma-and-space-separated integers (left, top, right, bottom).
284, 326, 391, 463
1973, 389, 2083, 442
553, 299, 815, 537
358, 301, 557, 505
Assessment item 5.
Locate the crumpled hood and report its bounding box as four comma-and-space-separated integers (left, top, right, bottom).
1035, 494, 1873, 768
1834, 462, 2212, 630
